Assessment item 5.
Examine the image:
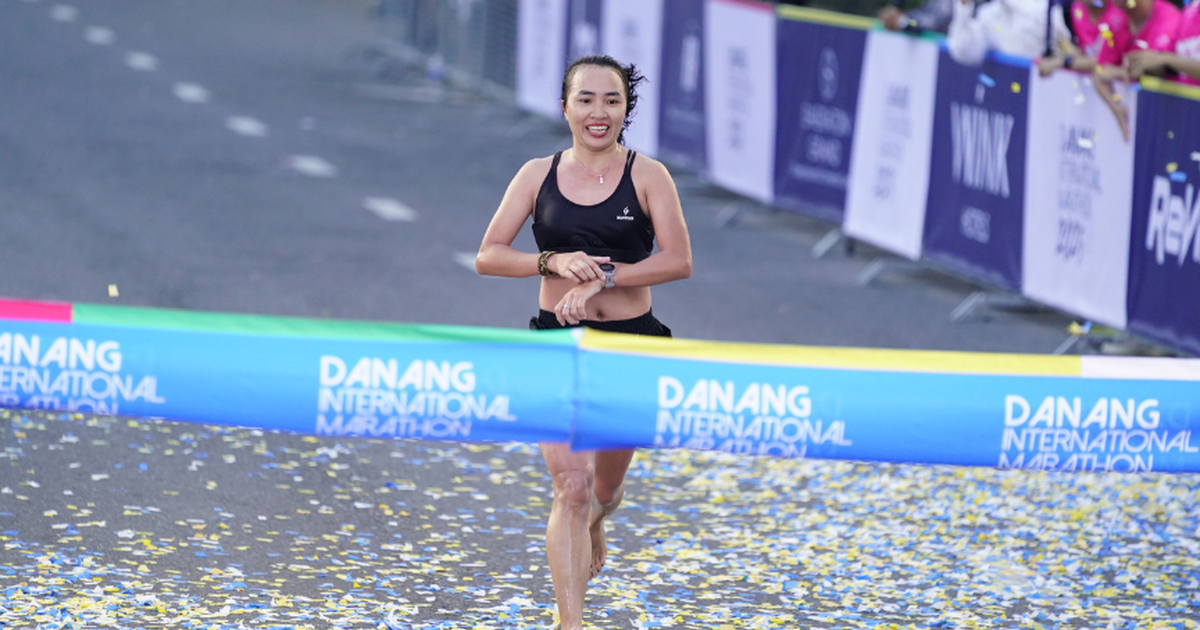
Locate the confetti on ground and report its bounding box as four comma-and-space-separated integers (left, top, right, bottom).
1, 408, 1197, 629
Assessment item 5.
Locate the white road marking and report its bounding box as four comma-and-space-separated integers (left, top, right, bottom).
125, 51, 159, 71
49, 4, 77, 21
363, 197, 417, 222
225, 116, 269, 138
172, 82, 210, 104
83, 26, 114, 45
453, 252, 478, 271
287, 155, 338, 178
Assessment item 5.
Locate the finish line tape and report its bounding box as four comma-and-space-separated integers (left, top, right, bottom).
1, 299, 1198, 472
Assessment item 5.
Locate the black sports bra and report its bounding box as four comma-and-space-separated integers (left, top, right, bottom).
532, 149, 654, 264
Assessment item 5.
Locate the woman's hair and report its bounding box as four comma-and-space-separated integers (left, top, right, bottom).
560, 55, 645, 144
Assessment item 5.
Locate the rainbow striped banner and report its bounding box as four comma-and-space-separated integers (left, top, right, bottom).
2, 298, 1198, 472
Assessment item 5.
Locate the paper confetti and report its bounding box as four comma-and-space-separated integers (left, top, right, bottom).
0, 408, 1196, 629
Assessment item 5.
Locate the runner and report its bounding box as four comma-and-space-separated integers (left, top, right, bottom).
475, 54, 693, 629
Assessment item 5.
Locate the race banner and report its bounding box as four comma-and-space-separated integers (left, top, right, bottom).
566, 0, 603, 63
575, 331, 1200, 472
843, 30, 940, 260
0, 301, 578, 444
656, 0, 708, 173
516, 0, 569, 118
774, 8, 869, 222
1022, 71, 1139, 329
4, 299, 1200, 472
1127, 82, 1200, 355
601, 0, 665, 157
704, 0, 777, 203
923, 52, 1031, 291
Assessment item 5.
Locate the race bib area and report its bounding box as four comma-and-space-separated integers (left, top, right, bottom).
4, 298, 1198, 473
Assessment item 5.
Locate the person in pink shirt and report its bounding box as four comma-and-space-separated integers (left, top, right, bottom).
1118, 0, 1181, 55
1126, 0, 1200, 85
1038, 0, 1130, 75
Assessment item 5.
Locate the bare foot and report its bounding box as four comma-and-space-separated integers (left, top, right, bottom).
588, 501, 607, 580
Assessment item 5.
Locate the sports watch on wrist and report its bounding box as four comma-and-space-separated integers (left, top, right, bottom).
599, 263, 616, 289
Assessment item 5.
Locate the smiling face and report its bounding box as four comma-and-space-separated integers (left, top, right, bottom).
561, 64, 628, 151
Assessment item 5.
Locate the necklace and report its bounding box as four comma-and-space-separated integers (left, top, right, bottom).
573, 148, 622, 184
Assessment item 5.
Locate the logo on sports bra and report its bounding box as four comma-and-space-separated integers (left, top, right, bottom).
616, 207, 635, 221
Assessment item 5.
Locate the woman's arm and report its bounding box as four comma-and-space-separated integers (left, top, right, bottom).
608, 157, 693, 289
1127, 50, 1200, 82
475, 158, 548, 278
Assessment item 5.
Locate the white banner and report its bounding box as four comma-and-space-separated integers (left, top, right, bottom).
1022, 69, 1137, 329
704, 0, 776, 202
516, 0, 568, 118
843, 31, 940, 261
601, 0, 664, 157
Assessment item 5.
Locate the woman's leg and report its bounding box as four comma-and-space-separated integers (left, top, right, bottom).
589, 449, 635, 578
540, 442, 596, 630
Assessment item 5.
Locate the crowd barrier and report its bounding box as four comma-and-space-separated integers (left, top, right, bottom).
3, 298, 1198, 472
514, 0, 1200, 357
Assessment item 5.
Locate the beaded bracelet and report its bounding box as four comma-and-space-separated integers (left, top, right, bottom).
537, 250, 557, 277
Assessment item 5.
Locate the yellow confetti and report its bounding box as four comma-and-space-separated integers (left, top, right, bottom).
1167, 162, 1179, 173
1011, 82, 1021, 93
107, 284, 119, 297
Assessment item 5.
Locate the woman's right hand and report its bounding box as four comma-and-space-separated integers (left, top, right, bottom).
548, 252, 611, 284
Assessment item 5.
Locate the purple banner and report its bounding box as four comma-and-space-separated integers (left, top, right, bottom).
923, 52, 1030, 291
565, 0, 603, 63
773, 18, 867, 223
1128, 88, 1200, 356
656, 0, 707, 173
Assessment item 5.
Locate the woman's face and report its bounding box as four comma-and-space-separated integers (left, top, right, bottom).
562, 65, 626, 151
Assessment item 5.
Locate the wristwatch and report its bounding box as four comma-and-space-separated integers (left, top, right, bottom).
599, 263, 616, 289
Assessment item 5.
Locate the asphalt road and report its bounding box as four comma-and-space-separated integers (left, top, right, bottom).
0, 0, 1077, 352
1, 1, 1198, 628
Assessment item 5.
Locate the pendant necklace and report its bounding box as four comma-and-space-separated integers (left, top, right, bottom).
574, 148, 621, 184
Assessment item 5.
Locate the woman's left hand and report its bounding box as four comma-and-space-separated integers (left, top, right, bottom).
554, 280, 603, 325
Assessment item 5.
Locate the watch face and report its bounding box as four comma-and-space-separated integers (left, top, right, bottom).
599, 263, 615, 272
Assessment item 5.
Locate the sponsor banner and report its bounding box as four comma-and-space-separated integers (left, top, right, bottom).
923, 53, 1031, 291
0, 315, 577, 444
1022, 71, 1138, 329
1127, 87, 1200, 355
565, 0, 603, 62
574, 332, 1200, 472
704, 0, 777, 203
657, 0, 708, 172
4, 301, 1200, 471
843, 30, 939, 259
601, 0, 665, 157
516, 0, 569, 118
773, 14, 867, 222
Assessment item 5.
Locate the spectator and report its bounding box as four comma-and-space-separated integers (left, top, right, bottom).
1125, 0, 1200, 84
947, 0, 1071, 65
1117, 0, 1182, 55
878, 0, 956, 35
1038, 0, 1130, 75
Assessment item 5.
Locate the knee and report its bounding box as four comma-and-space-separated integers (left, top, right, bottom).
594, 481, 624, 510
551, 469, 594, 512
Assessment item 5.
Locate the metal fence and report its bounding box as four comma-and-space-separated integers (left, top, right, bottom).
372, 0, 518, 95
